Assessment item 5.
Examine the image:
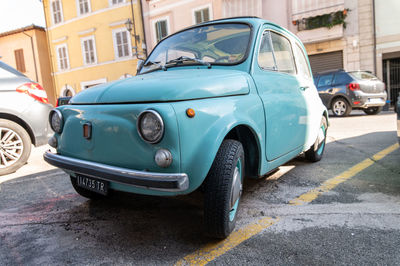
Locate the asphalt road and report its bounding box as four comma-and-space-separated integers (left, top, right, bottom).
0, 111, 399, 265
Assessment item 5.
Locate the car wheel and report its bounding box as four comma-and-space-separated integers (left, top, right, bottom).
363, 106, 383, 115
0, 119, 32, 176
204, 139, 244, 238
70, 176, 107, 200
331, 98, 351, 117
305, 116, 327, 162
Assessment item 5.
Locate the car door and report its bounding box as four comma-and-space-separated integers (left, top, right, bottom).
316, 73, 334, 107
251, 27, 307, 161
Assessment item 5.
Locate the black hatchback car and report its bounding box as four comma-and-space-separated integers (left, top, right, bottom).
314, 70, 387, 117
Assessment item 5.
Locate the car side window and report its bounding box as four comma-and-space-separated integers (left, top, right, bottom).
258, 31, 276, 70
333, 72, 352, 85
270, 32, 296, 74
317, 74, 333, 87
293, 43, 311, 79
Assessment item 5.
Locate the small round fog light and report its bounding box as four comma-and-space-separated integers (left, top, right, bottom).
48, 136, 58, 148
155, 149, 173, 168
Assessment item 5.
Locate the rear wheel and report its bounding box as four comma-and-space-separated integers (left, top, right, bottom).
331, 98, 351, 117
0, 119, 32, 176
305, 116, 327, 162
204, 139, 244, 239
363, 106, 383, 115
70, 176, 107, 200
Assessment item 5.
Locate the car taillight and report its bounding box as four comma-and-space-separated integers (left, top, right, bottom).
347, 83, 360, 91
16, 83, 49, 104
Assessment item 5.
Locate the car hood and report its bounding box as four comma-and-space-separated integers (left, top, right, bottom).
70, 69, 250, 104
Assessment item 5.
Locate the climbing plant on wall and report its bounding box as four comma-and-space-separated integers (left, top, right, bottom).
293, 9, 349, 31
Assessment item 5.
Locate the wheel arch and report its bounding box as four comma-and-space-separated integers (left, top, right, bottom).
224, 124, 261, 178
329, 95, 351, 109
0, 112, 35, 145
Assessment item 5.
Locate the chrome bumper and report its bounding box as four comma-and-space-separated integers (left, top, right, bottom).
43, 151, 189, 192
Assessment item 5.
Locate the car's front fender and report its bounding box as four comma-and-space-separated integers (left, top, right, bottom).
172, 94, 265, 193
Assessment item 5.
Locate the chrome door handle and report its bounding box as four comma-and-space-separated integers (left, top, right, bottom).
299, 86, 309, 91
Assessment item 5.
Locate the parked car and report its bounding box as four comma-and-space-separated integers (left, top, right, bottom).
44, 17, 328, 238
0, 61, 53, 175
314, 69, 387, 117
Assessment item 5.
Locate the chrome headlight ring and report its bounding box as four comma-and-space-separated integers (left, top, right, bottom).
49, 109, 63, 134
137, 110, 165, 144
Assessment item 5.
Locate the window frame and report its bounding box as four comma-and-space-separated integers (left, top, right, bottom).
109, 0, 125, 6
14, 49, 26, 73
51, 0, 64, 25
55, 43, 70, 71
192, 4, 212, 24
152, 16, 170, 45
112, 28, 132, 59
76, 0, 91, 16
80, 35, 97, 65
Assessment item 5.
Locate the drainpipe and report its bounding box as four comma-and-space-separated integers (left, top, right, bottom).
22, 30, 39, 82
130, 0, 139, 56
139, 0, 148, 57
372, 0, 377, 74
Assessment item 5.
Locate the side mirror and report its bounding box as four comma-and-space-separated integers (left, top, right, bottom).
137, 59, 144, 73
56, 96, 72, 107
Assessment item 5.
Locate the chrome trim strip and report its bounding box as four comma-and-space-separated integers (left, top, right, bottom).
43, 151, 189, 192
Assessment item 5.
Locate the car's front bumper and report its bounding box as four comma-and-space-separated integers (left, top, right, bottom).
43, 151, 189, 192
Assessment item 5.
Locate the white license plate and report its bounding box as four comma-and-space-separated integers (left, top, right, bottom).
368, 98, 382, 104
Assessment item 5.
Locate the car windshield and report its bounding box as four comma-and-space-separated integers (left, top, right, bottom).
349, 71, 378, 80
140, 23, 251, 73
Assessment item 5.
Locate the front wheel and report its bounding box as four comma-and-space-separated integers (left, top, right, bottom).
331, 98, 351, 117
204, 139, 244, 239
0, 119, 32, 176
305, 116, 327, 162
363, 106, 383, 115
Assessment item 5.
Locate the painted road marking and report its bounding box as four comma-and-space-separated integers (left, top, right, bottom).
175, 143, 399, 265
175, 217, 279, 266
289, 143, 399, 206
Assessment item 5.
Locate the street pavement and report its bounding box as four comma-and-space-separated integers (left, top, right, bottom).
0, 111, 399, 265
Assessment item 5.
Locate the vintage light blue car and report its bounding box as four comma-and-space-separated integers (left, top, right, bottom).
44, 17, 328, 238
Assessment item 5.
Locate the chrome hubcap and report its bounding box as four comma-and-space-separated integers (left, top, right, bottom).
230, 166, 242, 210
333, 100, 346, 116
0, 127, 24, 168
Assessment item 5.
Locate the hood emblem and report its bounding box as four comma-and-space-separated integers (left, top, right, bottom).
83, 122, 92, 139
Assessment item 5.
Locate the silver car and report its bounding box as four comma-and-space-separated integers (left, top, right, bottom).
0, 61, 53, 175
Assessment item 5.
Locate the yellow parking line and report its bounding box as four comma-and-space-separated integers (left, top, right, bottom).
175, 216, 279, 266
175, 143, 399, 265
289, 143, 399, 206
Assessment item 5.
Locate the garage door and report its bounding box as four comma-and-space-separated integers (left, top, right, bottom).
309, 50, 343, 75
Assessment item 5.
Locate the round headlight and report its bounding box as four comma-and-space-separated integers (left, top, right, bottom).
137, 110, 164, 144
49, 109, 63, 133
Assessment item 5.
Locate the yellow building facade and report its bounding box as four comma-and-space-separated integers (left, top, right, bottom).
43, 0, 145, 97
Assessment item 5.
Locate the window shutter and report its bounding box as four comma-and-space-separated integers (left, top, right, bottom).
14, 49, 26, 73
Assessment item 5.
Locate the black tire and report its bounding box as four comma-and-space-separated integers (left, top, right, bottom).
204, 139, 244, 239
305, 116, 327, 162
363, 106, 383, 115
331, 98, 351, 117
70, 176, 106, 200
0, 119, 32, 176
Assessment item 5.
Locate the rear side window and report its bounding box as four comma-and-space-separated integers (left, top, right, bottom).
317, 74, 333, 87
0, 61, 25, 78
333, 72, 352, 85
350, 71, 378, 80
293, 43, 311, 79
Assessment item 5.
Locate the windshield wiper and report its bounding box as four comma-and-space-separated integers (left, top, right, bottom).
144, 60, 167, 71
166, 56, 211, 69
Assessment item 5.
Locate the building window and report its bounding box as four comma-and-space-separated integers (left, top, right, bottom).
14, 49, 26, 73
113, 29, 132, 58
155, 20, 168, 43
110, 0, 124, 5
194, 7, 210, 24
56, 44, 69, 71
51, 0, 63, 24
77, 0, 91, 15
81, 36, 97, 65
